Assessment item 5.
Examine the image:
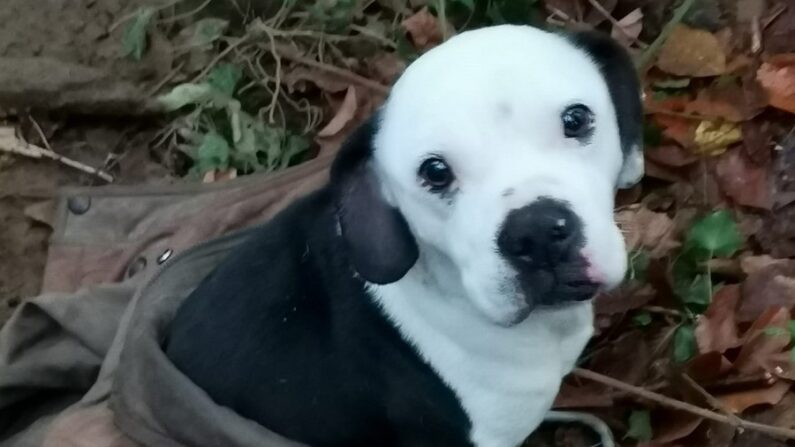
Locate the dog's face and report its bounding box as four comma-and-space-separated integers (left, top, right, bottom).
332, 26, 643, 326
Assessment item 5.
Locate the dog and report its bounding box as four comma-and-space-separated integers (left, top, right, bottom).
165, 24, 643, 447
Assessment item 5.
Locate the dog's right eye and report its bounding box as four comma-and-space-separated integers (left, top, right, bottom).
418, 157, 454, 192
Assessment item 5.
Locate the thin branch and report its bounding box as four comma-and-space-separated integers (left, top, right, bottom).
585, 0, 648, 48
159, 0, 213, 24
29, 116, 53, 151
0, 127, 113, 182
277, 47, 390, 95
192, 37, 249, 83
638, 0, 698, 69
572, 368, 795, 440
680, 373, 743, 427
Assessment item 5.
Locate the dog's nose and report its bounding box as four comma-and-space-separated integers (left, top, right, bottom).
497, 199, 582, 268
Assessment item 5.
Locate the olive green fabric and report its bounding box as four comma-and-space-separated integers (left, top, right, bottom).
0, 154, 333, 447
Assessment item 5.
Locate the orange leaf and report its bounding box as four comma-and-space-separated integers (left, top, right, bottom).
733, 307, 791, 374
401, 7, 449, 51
695, 285, 742, 354
714, 149, 772, 209
717, 381, 791, 414
656, 25, 727, 77
317, 86, 358, 138
757, 55, 795, 114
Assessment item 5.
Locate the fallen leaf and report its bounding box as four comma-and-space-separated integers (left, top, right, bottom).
742, 119, 772, 164
317, 86, 358, 137
315, 88, 386, 155
594, 283, 655, 316
589, 330, 650, 385
615, 205, 681, 258
283, 66, 350, 93
202, 168, 237, 183
717, 381, 791, 413
367, 52, 407, 85
657, 25, 727, 77
122, 7, 155, 61
740, 255, 795, 275
715, 149, 772, 209
756, 56, 795, 115
652, 114, 695, 148
686, 351, 733, 382
402, 7, 448, 51
584, 0, 617, 26
674, 324, 698, 363
683, 81, 765, 123
733, 307, 791, 374
611, 8, 643, 48
647, 410, 703, 444
764, 5, 795, 54
695, 285, 742, 354
553, 382, 614, 409
684, 209, 743, 258
739, 263, 795, 323
692, 120, 742, 156
646, 144, 699, 167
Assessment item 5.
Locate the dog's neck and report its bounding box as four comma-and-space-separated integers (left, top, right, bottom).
368, 246, 595, 447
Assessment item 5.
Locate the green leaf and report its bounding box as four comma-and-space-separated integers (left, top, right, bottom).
685, 210, 743, 258
278, 134, 310, 170
158, 83, 215, 111
625, 410, 653, 442
764, 327, 789, 337
196, 131, 230, 173
789, 320, 795, 337
208, 64, 243, 97
626, 250, 650, 282
681, 274, 713, 308
632, 311, 653, 327
189, 18, 229, 47
674, 324, 697, 363
790, 347, 795, 364
122, 7, 155, 61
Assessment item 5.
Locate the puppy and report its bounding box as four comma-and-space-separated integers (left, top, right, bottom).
165, 24, 643, 447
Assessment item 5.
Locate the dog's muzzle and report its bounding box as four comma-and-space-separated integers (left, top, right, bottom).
496, 198, 600, 307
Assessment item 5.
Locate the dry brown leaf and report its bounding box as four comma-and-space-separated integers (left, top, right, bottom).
367, 52, 407, 85
646, 144, 698, 167
282, 66, 350, 93
692, 120, 742, 156
657, 25, 727, 77
756, 56, 795, 115
739, 262, 795, 323
317, 86, 358, 138
653, 114, 695, 148
715, 149, 772, 210
686, 351, 733, 382
733, 307, 791, 374
695, 285, 742, 354
402, 7, 448, 51
615, 205, 681, 258
740, 255, 794, 275
717, 381, 791, 414
647, 410, 703, 444
553, 382, 614, 409
611, 8, 643, 49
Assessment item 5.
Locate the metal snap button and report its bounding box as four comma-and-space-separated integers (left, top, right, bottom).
157, 248, 173, 264
67, 196, 91, 215
127, 257, 147, 278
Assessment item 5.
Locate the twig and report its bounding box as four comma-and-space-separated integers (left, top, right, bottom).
159, 0, 212, 24
680, 373, 744, 427
350, 24, 398, 49
572, 368, 795, 440
584, 0, 648, 49
147, 61, 185, 96
762, 4, 788, 29
637, 0, 698, 70
192, 37, 249, 82
642, 306, 685, 318
29, 116, 53, 151
109, 0, 185, 32
276, 45, 390, 95
0, 127, 113, 182
262, 27, 283, 124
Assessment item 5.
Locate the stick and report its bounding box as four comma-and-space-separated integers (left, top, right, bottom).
571, 368, 795, 440
275, 45, 390, 95
585, 0, 647, 48
0, 127, 114, 182
637, 0, 698, 70
680, 373, 743, 427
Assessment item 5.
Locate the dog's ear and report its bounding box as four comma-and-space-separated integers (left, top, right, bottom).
329, 115, 419, 285
568, 31, 645, 189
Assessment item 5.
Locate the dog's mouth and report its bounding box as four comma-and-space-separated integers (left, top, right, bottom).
514, 257, 603, 309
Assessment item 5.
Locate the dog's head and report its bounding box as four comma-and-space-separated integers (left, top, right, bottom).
331, 25, 643, 326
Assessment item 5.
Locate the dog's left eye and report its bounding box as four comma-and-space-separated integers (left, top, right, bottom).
418, 157, 454, 192
561, 104, 594, 139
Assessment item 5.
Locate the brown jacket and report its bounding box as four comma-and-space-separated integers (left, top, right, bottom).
0, 154, 335, 447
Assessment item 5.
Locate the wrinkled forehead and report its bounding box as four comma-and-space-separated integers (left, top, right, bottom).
375, 26, 613, 151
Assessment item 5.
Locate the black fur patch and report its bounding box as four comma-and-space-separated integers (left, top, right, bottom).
165, 118, 470, 447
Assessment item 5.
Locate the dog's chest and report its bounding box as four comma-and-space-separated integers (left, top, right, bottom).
372, 285, 594, 447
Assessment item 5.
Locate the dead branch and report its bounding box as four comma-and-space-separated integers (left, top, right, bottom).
572, 368, 795, 440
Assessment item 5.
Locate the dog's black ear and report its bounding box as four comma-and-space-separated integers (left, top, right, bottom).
568, 31, 645, 189
329, 115, 419, 285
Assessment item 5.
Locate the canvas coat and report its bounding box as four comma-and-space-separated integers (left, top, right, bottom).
0, 153, 336, 447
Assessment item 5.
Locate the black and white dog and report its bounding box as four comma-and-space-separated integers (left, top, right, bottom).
165, 25, 643, 447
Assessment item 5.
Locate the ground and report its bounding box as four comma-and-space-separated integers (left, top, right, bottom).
1, 0, 795, 446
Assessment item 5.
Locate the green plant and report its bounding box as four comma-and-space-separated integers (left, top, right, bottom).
159, 64, 309, 176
